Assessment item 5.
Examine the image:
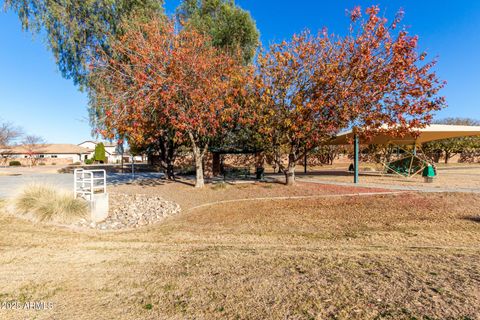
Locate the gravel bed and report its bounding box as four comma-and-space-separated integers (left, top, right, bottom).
78, 193, 181, 230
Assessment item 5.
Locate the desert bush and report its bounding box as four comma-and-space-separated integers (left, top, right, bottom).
211, 182, 227, 190
15, 185, 88, 223
9, 160, 21, 166
39, 162, 46, 166
51, 162, 57, 165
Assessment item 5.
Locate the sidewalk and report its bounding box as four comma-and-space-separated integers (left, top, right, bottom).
0, 172, 165, 199
294, 175, 480, 194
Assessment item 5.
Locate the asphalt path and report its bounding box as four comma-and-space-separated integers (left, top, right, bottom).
0, 172, 165, 199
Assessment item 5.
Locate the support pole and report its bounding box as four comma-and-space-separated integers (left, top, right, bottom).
131, 157, 135, 181
121, 151, 124, 174
354, 134, 359, 184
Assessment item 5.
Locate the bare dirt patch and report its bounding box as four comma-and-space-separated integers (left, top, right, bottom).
0, 186, 479, 319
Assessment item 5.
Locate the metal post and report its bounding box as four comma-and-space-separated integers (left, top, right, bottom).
74, 169, 77, 198
131, 157, 135, 180
413, 144, 417, 156
103, 170, 107, 193
90, 172, 94, 201
81, 170, 85, 193
121, 151, 124, 174
354, 134, 359, 184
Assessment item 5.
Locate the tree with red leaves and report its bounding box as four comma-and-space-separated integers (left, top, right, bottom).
90, 6, 445, 188
336, 6, 446, 138
254, 32, 345, 185
89, 18, 247, 187
254, 6, 446, 185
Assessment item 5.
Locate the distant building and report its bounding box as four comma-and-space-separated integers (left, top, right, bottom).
77, 140, 122, 163
0, 144, 90, 165
0, 140, 145, 165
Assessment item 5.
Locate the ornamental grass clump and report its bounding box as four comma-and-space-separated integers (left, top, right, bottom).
16, 184, 88, 223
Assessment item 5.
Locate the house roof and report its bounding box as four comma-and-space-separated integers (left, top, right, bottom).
328, 124, 480, 145
0, 144, 91, 154
78, 140, 117, 148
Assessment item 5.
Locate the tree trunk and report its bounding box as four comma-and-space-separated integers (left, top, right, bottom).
193, 145, 205, 188
285, 153, 296, 186
303, 150, 307, 174
155, 137, 176, 180
212, 152, 221, 176
166, 162, 175, 180
274, 148, 281, 173
166, 139, 176, 180
433, 150, 441, 163
444, 151, 450, 164
188, 131, 206, 188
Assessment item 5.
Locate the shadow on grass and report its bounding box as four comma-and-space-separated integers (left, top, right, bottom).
461, 215, 480, 223
298, 170, 352, 177
125, 177, 196, 187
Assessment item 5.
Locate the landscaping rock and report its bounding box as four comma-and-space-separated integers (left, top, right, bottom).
77, 193, 181, 230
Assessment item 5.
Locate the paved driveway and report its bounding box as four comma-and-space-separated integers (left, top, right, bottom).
0, 172, 165, 199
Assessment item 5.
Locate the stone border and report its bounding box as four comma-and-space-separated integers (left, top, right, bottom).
77, 193, 181, 230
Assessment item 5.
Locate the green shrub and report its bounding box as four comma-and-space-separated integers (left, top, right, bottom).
84, 159, 94, 165
72, 162, 81, 165
15, 185, 88, 223
94, 143, 106, 163
9, 161, 21, 166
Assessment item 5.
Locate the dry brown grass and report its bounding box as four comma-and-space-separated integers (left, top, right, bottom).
0, 184, 479, 319
15, 184, 88, 223
111, 179, 391, 211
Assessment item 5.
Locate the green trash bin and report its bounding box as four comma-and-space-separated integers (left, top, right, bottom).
422, 165, 435, 183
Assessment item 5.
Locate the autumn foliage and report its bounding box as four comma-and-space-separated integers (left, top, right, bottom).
90, 18, 248, 187
90, 6, 446, 187
253, 31, 344, 185
252, 6, 446, 185
340, 6, 446, 135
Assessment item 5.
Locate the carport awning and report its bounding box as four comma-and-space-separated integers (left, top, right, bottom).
328, 124, 480, 145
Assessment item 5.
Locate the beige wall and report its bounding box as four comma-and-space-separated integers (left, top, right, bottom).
1, 153, 87, 166
1, 157, 73, 166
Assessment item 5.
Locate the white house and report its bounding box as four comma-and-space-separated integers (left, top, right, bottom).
77, 140, 123, 163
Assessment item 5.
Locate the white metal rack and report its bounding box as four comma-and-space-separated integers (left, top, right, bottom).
74, 168, 109, 222
74, 169, 107, 201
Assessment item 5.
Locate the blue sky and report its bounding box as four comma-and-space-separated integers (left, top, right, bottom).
1, 1, 479, 143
